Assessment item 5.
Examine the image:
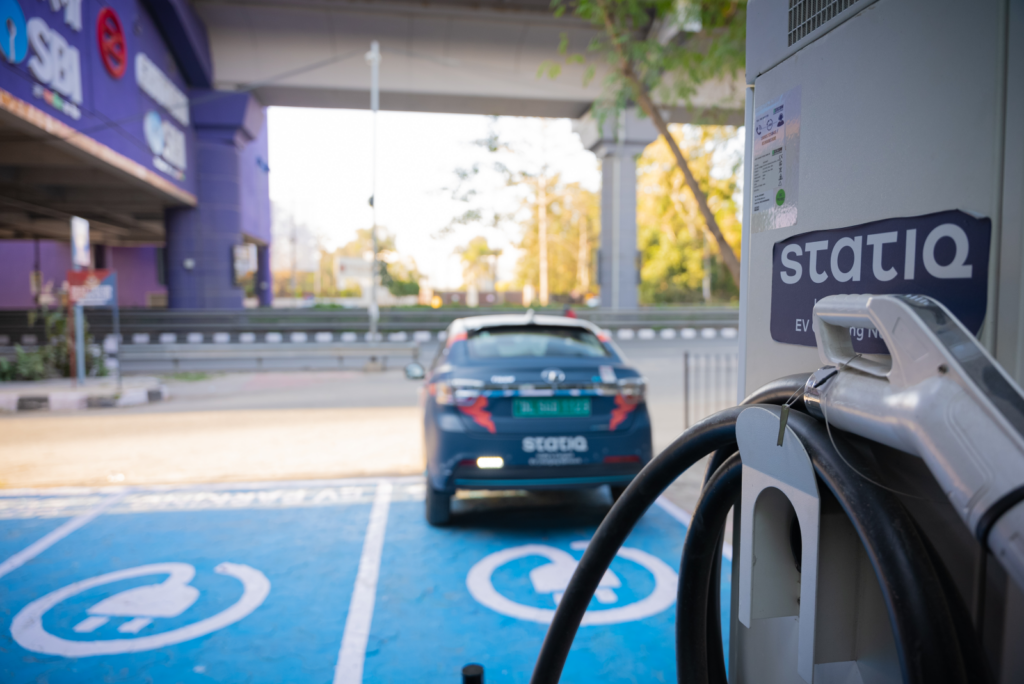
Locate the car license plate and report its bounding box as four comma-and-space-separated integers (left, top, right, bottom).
512, 398, 591, 418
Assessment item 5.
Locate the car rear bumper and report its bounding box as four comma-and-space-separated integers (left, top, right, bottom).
450, 463, 644, 490
425, 410, 653, 492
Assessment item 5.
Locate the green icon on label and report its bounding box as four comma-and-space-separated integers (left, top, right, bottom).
776, 189, 786, 206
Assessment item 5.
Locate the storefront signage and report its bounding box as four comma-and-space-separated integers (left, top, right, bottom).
0, 0, 29, 63
27, 17, 82, 105
770, 210, 991, 353
96, 7, 125, 78
67, 270, 115, 307
43, 0, 81, 32
1, 0, 195, 195
135, 52, 188, 125
144, 110, 186, 179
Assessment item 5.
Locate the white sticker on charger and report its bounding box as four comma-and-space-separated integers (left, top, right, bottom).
752, 86, 801, 233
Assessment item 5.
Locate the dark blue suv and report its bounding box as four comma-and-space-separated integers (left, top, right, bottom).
408, 312, 653, 525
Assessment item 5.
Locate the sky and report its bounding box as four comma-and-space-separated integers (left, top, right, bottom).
267, 109, 602, 290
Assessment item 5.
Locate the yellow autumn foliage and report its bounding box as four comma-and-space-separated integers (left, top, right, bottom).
637, 124, 742, 304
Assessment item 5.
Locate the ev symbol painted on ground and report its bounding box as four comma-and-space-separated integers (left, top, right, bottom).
11, 562, 270, 657
466, 541, 677, 625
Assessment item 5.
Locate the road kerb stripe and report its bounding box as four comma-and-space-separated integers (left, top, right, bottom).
0, 492, 127, 580
655, 496, 733, 561
334, 480, 393, 684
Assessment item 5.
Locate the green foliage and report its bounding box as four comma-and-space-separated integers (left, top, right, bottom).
167, 371, 213, 382
637, 125, 742, 304
0, 309, 108, 382
547, 0, 746, 126
380, 261, 422, 297
514, 178, 601, 299
338, 228, 398, 257
456, 236, 502, 291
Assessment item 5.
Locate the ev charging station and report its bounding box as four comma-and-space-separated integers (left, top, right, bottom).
529, 1, 1024, 683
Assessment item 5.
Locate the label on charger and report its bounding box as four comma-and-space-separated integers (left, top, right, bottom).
770, 209, 991, 353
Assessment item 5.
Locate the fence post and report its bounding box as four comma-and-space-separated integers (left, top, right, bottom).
682, 350, 689, 429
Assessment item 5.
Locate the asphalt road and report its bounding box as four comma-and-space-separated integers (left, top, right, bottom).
0, 339, 738, 511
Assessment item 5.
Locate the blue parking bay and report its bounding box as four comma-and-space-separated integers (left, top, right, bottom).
0, 479, 730, 684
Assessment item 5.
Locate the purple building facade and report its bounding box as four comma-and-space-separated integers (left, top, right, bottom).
0, 0, 272, 309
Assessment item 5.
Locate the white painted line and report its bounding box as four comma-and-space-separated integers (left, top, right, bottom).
655, 496, 733, 561
0, 474, 423, 498
334, 481, 393, 684
0, 492, 126, 580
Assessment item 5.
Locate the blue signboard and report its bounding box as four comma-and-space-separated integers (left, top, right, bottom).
0, 0, 196, 196
771, 210, 991, 353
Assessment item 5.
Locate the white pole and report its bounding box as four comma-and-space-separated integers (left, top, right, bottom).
366, 41, 381, 340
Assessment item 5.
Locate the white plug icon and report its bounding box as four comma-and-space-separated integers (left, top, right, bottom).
528, 541, 621, 606
73, 563, 200, 635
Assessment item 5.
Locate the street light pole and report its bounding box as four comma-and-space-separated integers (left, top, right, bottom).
366, 40, 381, 340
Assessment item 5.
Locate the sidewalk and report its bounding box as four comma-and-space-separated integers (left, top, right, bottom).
0, 377, 168, 413
0, 406, 424, 489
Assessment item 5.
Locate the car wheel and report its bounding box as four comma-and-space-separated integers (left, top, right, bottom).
610, 485, 628, 502
426, 485, 451, 526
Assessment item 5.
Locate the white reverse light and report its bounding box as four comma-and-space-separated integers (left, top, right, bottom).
476, 456, 504, 469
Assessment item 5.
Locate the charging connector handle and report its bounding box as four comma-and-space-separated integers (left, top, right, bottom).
807, 294, 1024, 590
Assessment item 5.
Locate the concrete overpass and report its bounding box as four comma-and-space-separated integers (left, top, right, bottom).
196, 0, 742, 121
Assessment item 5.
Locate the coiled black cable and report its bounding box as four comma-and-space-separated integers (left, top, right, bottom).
788, 408, 968, 683
676, 408, 972, 684
530, 375, 811, 684
698, 372, 811, 682
531, 376, 979, 684
676, 452, 741, 684
529, 405, 745, 684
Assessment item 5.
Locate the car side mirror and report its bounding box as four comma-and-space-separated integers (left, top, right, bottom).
404, 362, 426, 380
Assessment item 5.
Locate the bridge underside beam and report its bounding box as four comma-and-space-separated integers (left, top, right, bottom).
195, 0, 743, 122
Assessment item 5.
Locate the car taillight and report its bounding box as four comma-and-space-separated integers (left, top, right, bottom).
432, 379, 482, 406
604, 455, 641, 464
617, 377, 646, 405
433, 382, 455, 405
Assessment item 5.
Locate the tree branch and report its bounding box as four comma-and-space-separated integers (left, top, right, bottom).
595, 0, 742, 287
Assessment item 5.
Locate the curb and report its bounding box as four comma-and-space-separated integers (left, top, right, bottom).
0, 384, 170, 413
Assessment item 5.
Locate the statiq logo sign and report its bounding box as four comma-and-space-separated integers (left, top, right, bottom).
770, 209, 991, 353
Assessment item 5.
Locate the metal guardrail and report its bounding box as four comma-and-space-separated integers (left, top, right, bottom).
118, 342, 419, 373
682, 351, 740, 428
0, 307, 739, 346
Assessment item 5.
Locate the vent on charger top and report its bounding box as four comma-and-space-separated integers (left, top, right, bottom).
789, 0, 862, 46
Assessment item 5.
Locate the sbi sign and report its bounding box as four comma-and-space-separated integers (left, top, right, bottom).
771, 210, 991, 352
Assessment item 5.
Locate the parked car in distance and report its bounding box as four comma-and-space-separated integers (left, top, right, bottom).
405, 311, 653, 525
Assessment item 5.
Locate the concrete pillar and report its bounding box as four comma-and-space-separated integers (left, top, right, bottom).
166, 92, 266, 309
575, 109, 659, 310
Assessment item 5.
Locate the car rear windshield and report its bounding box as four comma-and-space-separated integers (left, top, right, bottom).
466, 326, 609, 359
